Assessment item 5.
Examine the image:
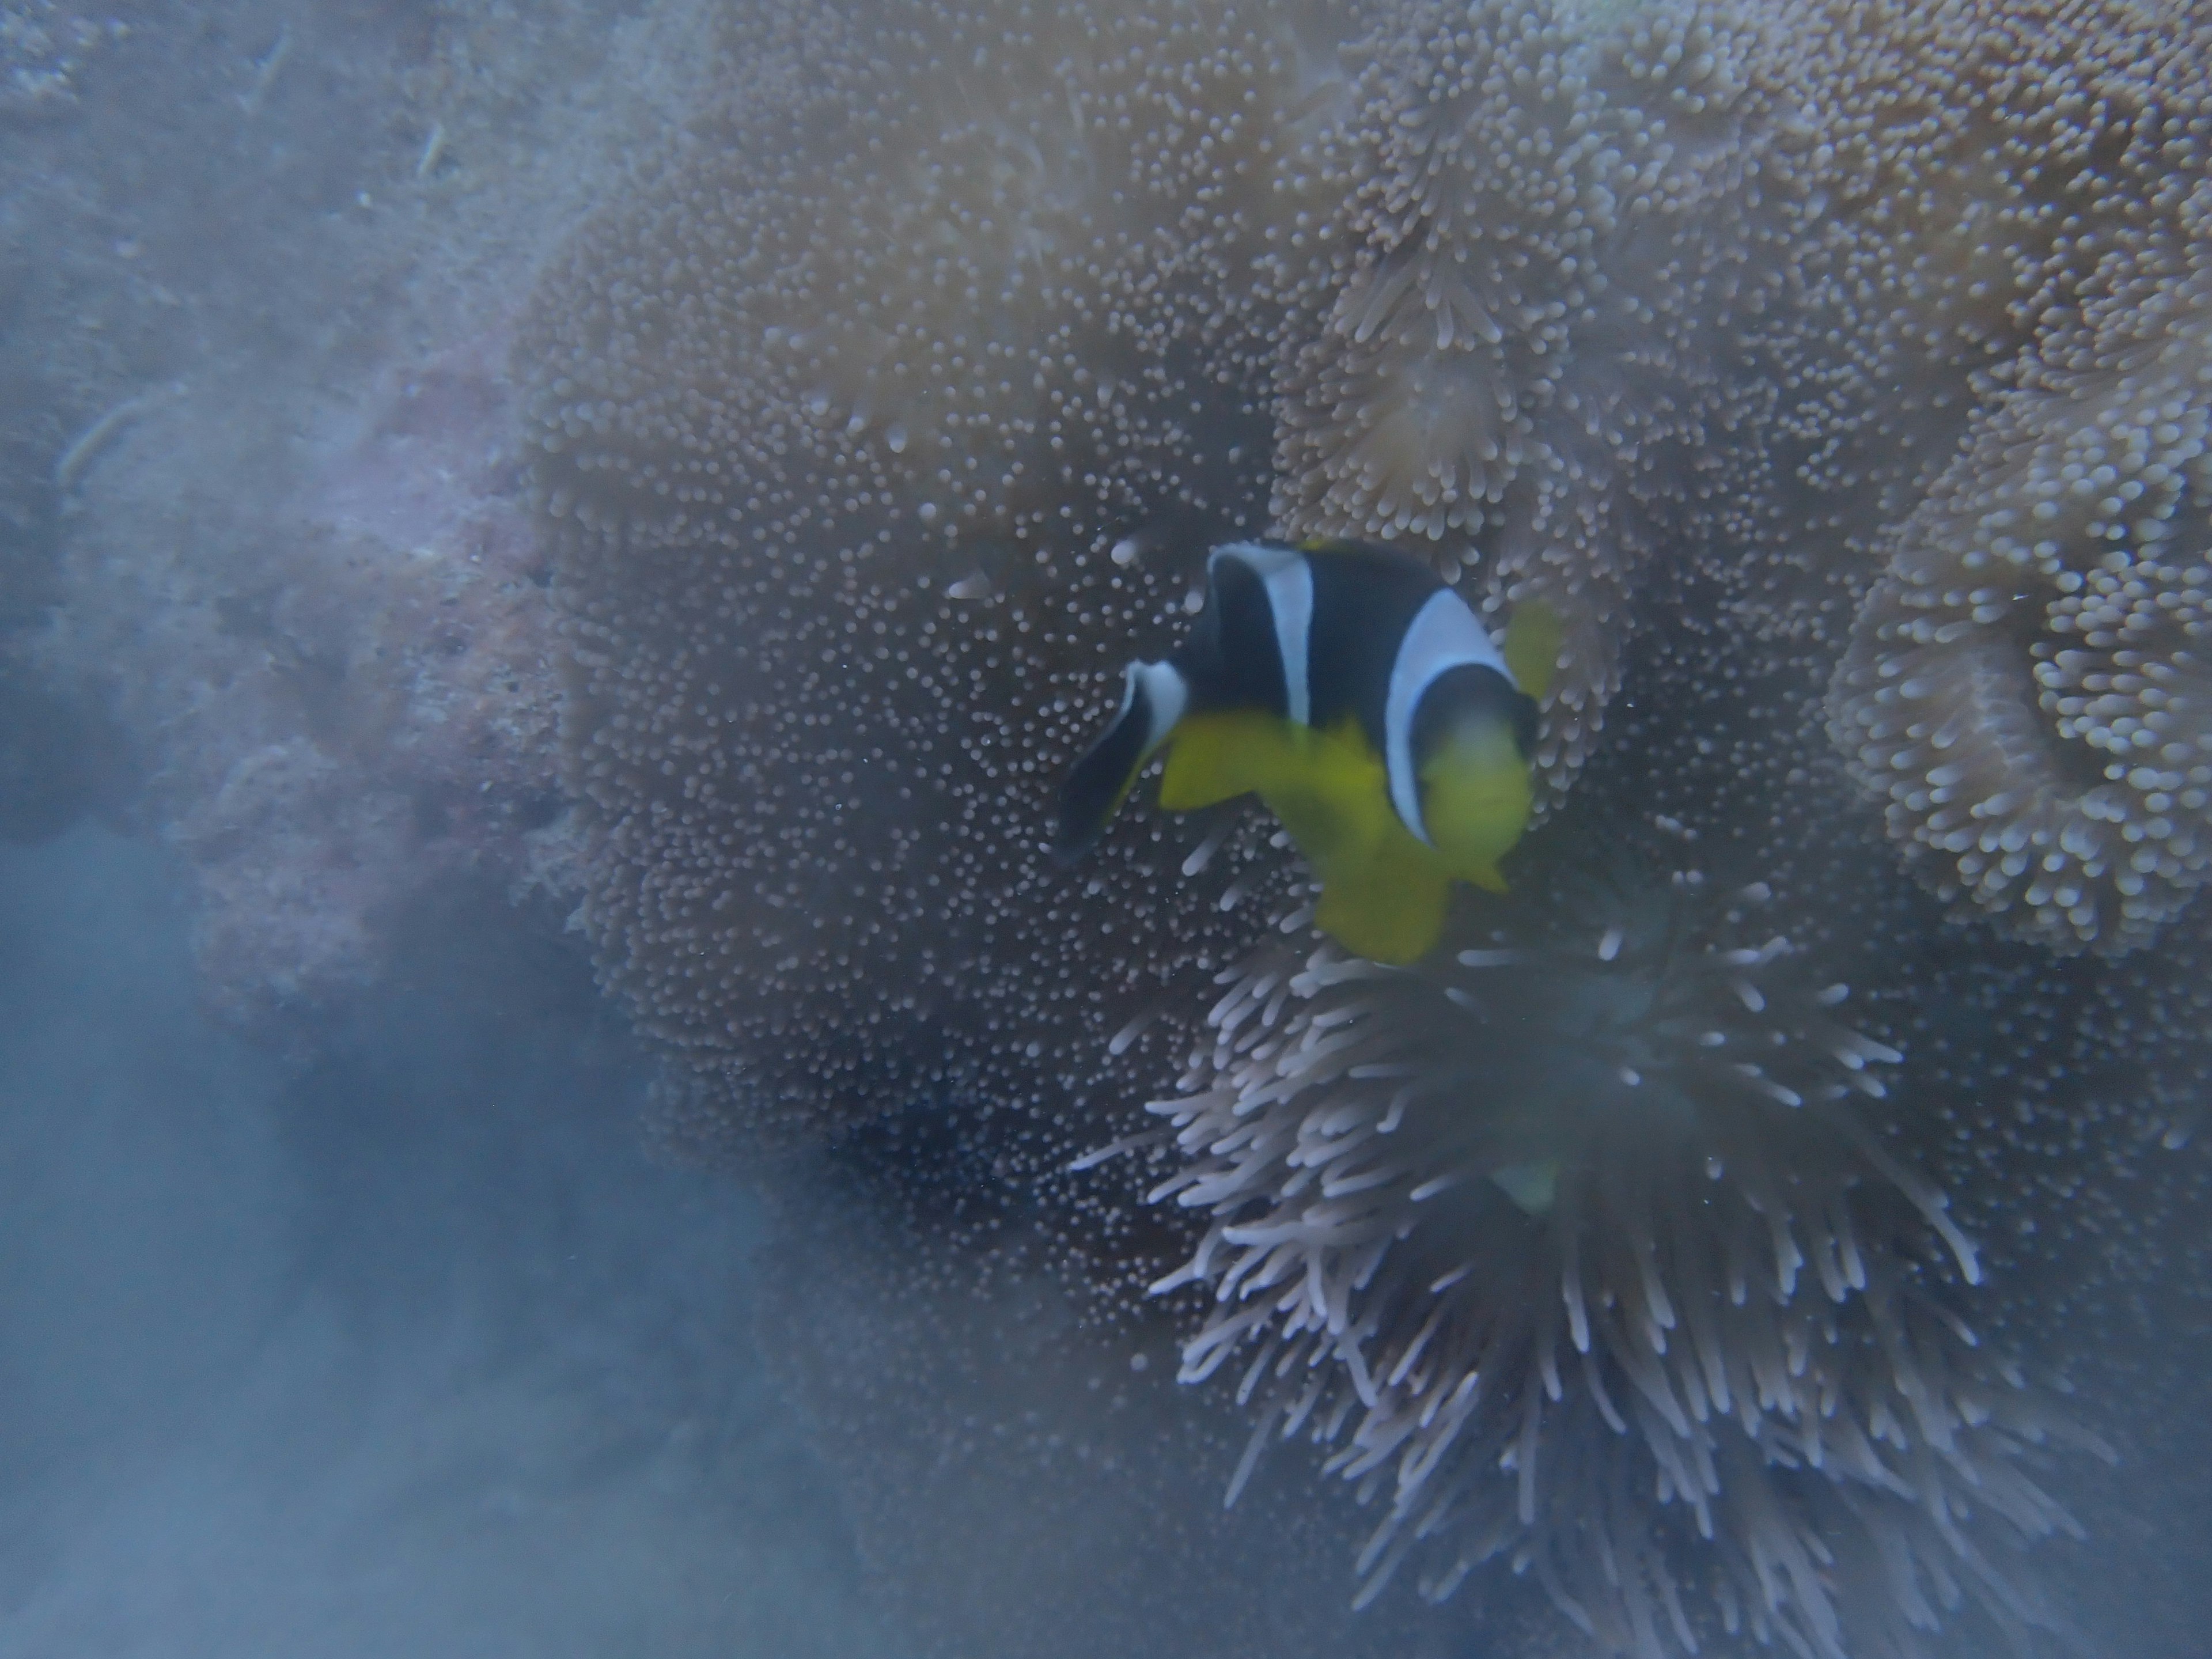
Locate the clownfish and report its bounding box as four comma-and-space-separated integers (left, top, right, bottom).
1055, 537, 1559, 965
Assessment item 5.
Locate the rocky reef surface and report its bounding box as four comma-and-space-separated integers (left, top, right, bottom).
4, 0, 728, 1028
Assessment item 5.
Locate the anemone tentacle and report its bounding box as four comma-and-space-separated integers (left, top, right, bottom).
1138, 862, 2102, 1657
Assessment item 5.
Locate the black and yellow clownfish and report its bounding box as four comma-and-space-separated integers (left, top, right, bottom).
1055, 537, 1560, 965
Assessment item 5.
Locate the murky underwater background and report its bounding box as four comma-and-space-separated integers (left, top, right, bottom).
0, 828, 886, 1656
5, 1, 2211, 1656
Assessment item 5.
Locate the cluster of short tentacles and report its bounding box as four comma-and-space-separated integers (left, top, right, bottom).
1107, 869, 2105, 1658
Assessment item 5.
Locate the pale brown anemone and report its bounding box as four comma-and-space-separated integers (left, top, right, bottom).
1831, 253, 2212, 953
516, 4, 2212, 1649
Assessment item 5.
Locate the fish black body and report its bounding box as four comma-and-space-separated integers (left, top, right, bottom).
1055, 538, 1556, 963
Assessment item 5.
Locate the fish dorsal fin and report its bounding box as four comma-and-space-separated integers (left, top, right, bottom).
1502, 599, 1563, 703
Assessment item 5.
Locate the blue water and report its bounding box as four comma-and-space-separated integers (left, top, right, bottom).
0, 829, 887, 1658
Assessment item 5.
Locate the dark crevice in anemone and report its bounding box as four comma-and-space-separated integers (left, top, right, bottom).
824, 1092, 1031, 1242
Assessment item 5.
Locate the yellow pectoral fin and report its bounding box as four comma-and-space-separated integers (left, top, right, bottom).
1491, 1158, 1560, 1215
1421, 737, 1532, 892
1159, 711, 1303, 812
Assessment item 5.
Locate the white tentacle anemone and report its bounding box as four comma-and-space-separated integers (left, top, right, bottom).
1132, 864, 2100, 1658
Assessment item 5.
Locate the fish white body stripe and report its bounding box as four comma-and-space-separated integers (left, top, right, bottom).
1211, 541, 1314, 726
1134, 659, 1190, 756
1385, 589, 1509, 845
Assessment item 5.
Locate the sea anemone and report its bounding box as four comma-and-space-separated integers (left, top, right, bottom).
1127, 852, 2100, 1657
1270, 0, 1784, 807
522, 0, 1368, 1135
510, 0, 2211, 1647
518, 0, 2210, 1632
1794, 0, 2212, 953
521, 0, 1843, 1137
1829, 255, 2212, 953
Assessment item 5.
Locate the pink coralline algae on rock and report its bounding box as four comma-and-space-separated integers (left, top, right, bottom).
52, 335, 572, 1031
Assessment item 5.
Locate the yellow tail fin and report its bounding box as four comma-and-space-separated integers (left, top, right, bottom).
1313, 853, 1451, 965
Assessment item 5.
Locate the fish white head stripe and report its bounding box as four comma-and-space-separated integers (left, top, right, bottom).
1132, 660, 1189, 757
1211, 541, 1314, 727
1385, 588, 1510, 845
